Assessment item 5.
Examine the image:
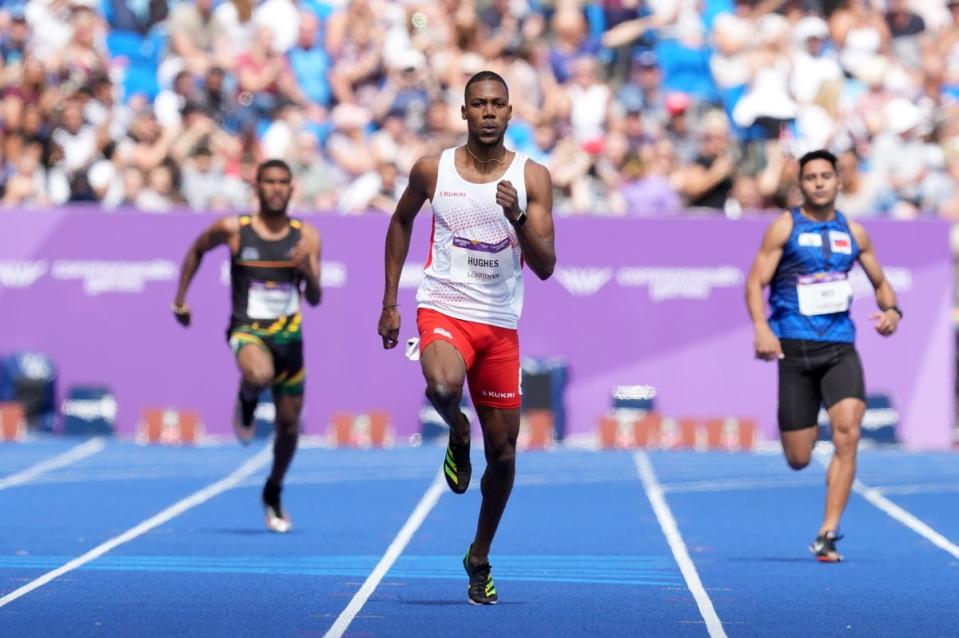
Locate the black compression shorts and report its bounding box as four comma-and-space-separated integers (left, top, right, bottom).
777, 339, 865, 432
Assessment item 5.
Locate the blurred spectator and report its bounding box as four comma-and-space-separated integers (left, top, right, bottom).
254, 0, 301, 54
549, 4, 599, 84
2, 139, 66, 206
678, 110, 736, 211
831, 0, 892, 80
791, 17, 843, 107
196, 66, 232, 128
288, 11, 332, 109
0, 0, 950, 221
836, 143, 881, 217
731, 14, 797, 139
1, 13, 29, 67
290, 130, 338, 211
372, 48, 434, 133
663, 92, 698, 164
233, 26, 306, 133
3, 56, 57, 132
326, 103, 375, 180
166, 0, 219, 76
154, 70, 198, 128
48, 6, 109, 89
51, 100, 102, 198
135, 163, 178, 212
870, 97, 933, 217
327, 0, 385, 106
212, 0, 256, 61
619, 144, 682, 216
562, 56, 612, 145
180, 146, 225, 211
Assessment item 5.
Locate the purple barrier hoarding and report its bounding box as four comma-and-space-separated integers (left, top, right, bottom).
0, 210, 953, 448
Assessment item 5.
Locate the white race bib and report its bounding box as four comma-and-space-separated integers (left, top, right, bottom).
450, 236, 514, 285
247, 281, 300, 319
797, 273, 853, 316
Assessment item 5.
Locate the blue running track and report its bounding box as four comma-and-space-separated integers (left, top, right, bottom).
1, 438, 957, 637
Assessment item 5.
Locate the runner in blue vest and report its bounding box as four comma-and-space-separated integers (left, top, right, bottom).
745, 149, 901, 562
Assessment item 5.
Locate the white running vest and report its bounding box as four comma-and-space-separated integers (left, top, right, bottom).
416, 147, 529, 329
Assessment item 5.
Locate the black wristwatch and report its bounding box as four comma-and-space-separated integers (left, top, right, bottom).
886, 305, 903, 319
510, 210, 527, 227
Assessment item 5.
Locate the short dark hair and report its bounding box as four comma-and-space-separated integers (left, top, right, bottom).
255, 159, 292, 182
798, 149, 837, 176
464, 71, 509, 103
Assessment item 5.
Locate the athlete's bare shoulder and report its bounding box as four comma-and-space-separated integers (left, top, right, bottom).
296, 218, 321, 240
522, 157, 552, 197
409, 154, 441, 198
192, 214, 240, 254
769, 210, 794, 239
846, 218, 870, 249
217, 214, 242, 234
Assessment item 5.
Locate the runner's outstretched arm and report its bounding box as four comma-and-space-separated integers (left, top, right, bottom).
378, 157, 435, 349
745, 211, 792, 360
850, 221, 900, 336
172, 216, 238, 326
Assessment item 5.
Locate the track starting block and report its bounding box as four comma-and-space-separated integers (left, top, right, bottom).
597, 413, 757, 451
518, 409, 555, 450
598, 411, 663, 449
0, 402, 26, 442
330, 411, 393, 448
137, 407, 203, 445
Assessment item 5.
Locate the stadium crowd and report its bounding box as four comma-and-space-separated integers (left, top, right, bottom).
0, 0, 957, 218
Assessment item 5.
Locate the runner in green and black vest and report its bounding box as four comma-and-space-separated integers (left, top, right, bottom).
173, 159, 322, 533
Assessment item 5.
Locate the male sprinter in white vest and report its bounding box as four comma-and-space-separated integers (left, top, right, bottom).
746, 149, 900, 562
378, 71, 556, 605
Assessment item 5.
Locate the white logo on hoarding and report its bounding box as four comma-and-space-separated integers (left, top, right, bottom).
62, 396, 118, 421
321, 262, 347, 288
51, 260, 177, 295
555, 267, 614, 296
616, 266, 743, 301
0, 260, 48, 288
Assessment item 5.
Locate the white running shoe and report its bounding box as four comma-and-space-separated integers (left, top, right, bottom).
264, 503, 292, 534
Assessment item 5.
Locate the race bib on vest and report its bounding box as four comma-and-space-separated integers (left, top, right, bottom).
796, 272, 853, 316
450, 236, 514, 285
247, 281, 300, 319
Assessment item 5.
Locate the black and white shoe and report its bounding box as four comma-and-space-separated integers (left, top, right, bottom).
262, 480, 292, 534
809, 530, 843, 562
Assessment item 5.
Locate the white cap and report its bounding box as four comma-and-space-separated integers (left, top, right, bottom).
884, 97, 923, 135
390, 48, 426, 72
794, 16, 829, 43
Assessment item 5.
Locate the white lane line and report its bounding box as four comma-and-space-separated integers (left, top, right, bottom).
854, 479, 959, 560
324, 471, 445, 638
813, 451, 959, 560
662, 477, 823, 494
0, 438, 106, 491
0, 445, 272, 608
634, 452, 727, 638
870, 482, 959, 496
